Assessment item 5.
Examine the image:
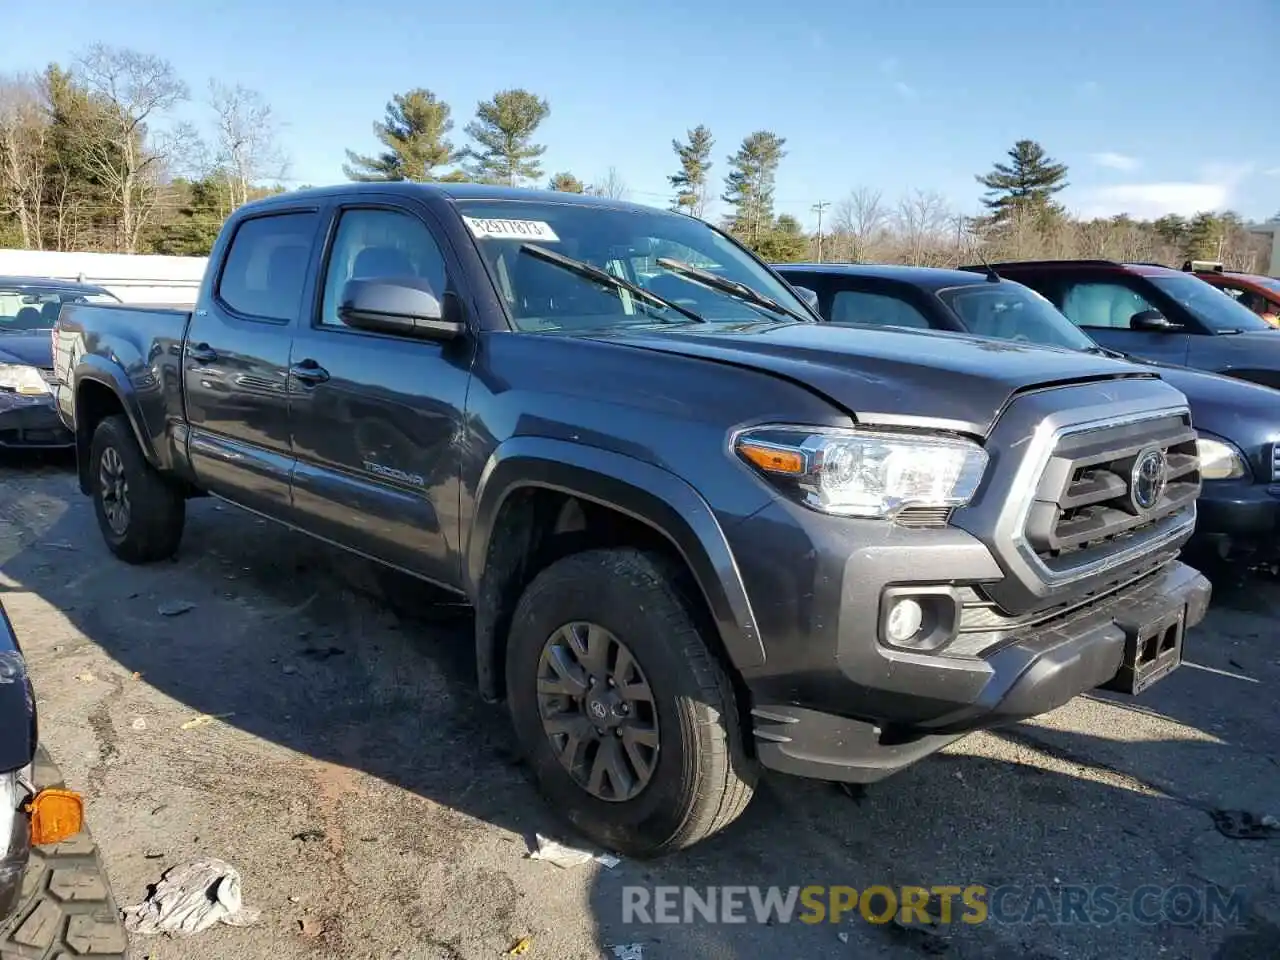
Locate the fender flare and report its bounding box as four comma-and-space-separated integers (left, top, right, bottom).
466, 436, 766, 699
71, 357, 160, 491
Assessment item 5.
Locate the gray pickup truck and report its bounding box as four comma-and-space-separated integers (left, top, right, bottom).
52, 183, 1211, 857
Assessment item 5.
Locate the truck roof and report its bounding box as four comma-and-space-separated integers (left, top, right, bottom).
775, 262, 996, 291
244, 181, 685, 219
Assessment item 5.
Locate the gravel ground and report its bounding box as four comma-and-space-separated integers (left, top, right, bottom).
1, 452, 1277, 960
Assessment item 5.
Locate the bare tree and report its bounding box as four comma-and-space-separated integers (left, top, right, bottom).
831, 187, 887, 263
0, 74, 49, 248
73, 44, 188, 252
894, 189, 952, 265
591, 166, 630, 200
209, 80, 288, 211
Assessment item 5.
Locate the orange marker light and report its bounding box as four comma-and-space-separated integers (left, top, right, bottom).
739, 441, 805, 475
26, 789, 84, 846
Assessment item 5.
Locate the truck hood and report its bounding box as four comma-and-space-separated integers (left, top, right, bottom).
1144, 363, 1280, 445
583, 322, 1154, 435
0, 332, 53, 368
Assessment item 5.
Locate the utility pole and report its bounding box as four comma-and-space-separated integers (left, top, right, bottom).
812, 200, 829, 262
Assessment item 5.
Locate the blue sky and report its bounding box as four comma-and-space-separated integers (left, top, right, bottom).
10, 0, 1280, 228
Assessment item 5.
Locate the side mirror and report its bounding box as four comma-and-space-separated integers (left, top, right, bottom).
1130, 309, 1176, 332
337, 277, 464, 341
793, 286, 820, 312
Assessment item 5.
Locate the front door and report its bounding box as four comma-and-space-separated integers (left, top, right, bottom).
183, 207, 322, 514
1053, 276, 1193, 366
287, 201, 473, 590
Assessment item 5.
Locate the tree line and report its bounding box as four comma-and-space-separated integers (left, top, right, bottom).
0, 45, 291, 256
0, 51, 1273, 272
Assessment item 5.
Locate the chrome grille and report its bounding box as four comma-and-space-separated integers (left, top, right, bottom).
1024, 415, 1200, 572
1272, 442, 1280, 483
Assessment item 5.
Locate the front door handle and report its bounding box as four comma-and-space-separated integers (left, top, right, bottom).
290, 359, 330, 385
187, 343, 218, 363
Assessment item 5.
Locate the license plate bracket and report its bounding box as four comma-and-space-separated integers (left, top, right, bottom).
1102, 604, 1186, 695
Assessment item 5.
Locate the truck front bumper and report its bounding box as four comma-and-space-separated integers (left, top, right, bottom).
1191, 480, 1280, 563
728, 501, 1211, 784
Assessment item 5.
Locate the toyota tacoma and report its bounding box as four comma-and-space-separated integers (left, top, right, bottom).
52, 183, 1211, 856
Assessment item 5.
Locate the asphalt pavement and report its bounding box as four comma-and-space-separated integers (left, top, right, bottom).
1, 452, 1277, 960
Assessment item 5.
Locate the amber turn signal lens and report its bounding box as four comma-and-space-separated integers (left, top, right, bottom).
738, 441, 804, 475
26, 789, 84, 846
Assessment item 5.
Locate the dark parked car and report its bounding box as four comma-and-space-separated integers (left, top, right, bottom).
0, 600, 126, 956
54, 183, 1210, 856
958, 259, 1280, 388
775, 262, 1280, 564
0, 277, 120, 450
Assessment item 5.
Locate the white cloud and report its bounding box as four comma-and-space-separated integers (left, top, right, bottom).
1074, 161, 1258, 219
1090, 152, 1141, 171
1076, 182, 1231, 219
1261, 166, 1280, 177
893, 81, 918, 101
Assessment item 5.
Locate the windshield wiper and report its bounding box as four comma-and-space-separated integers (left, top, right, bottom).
519, 244, 707, 324
655, 257, 811, 324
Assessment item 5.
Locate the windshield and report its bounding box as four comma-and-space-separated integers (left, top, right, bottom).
0, 285, 120, 332
1252, 276, 1280, 295
1147, 274, 1272, 333
937, 281, 1098, 352
455, 199, 813, 332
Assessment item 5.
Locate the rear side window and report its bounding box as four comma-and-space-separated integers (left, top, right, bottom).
217, 212, 319, 321
830, 290, 931, 329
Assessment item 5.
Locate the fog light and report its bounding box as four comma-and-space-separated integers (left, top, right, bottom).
885, 598, 924, 644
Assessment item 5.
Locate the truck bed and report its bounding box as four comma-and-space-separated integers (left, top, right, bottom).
53, 302, 194, 481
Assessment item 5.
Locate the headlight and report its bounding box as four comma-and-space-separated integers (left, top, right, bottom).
1195, 435, 1248, 481
0, 363, 49, 396
734, 425, 988, 518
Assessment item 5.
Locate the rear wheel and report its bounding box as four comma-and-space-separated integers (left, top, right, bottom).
505, 548, 756, 857
89, 414, 185, 563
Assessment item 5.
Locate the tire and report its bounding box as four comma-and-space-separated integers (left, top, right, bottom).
505, 548, 756, 858
89, 414, 185, 564
0, 746, 128, 959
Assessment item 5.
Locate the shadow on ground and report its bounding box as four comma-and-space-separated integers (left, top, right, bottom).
1, 456, 1277, 959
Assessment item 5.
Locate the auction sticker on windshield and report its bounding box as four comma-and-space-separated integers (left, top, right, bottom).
463, 217, 561, 242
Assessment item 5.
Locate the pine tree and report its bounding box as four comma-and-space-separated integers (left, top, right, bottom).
548, 171, 585, 193
343, 89, 463, 182
976, 139, 1069, 224
722, 130, 786, 249
669, 124, 713, 218
463, 89, 550, 186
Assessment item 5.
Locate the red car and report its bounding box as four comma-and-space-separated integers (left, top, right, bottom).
1187, 261, 1280, 327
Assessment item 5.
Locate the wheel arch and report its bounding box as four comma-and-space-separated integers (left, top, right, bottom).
466, 437, 765, 703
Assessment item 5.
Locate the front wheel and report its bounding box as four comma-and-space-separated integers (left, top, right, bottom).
89, 414, 185, 564
505, 548, 756, 858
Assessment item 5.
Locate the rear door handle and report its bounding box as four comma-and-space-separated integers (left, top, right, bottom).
187, 343, 218, 363
290, 359, 330, 384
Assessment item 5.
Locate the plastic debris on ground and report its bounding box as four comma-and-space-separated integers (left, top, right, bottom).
180, 712, 235, 730
609, 945, 644, 960
528, 832, 621, 869
507, 935, 533, 955
1210, 809, 1280, 840
121, 857, 261, 936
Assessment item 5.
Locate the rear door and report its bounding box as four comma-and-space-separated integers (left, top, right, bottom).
183, 206, 322, 515
286, 197, 474, 590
